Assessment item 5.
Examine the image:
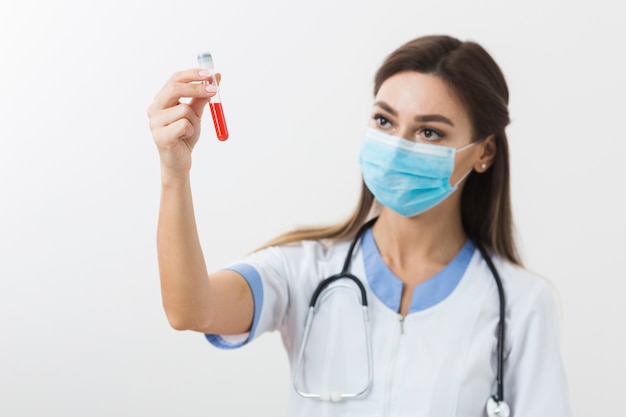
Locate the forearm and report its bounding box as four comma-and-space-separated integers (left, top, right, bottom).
157, 172, 214, 331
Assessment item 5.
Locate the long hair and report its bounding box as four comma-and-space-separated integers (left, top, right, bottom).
260, 35, 522, 266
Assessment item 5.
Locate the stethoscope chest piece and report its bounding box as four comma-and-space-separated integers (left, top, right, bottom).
293, 217, 510, 413
486, 396, 510, 417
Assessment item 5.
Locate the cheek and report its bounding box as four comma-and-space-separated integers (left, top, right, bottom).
450, 151, 477, 185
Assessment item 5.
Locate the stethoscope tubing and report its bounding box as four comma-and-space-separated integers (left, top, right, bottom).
307, 217, 378, 309
294, 218, 377, 401
475, 240, 506, 404
293, 216, 508, 414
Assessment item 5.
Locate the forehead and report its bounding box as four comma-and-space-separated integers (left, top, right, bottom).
375, 71, 470, 125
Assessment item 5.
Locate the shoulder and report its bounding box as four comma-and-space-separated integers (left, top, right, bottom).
258, 238, 351, 262
488, 259, 573, 415
490, 256, 561, 328
492, 258, 553, 294
240, 238, 351, 276
277, 238, 351, 259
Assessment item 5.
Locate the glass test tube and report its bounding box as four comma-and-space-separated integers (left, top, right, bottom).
197, 52, 229, 141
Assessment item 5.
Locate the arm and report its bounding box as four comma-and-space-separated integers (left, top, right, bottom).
147, 69, 253, 335
505, 283, 574, 416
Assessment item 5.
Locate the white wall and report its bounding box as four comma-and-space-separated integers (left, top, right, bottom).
1, 1, 623, 416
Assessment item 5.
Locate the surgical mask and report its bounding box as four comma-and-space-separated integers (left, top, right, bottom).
359, 127, 476, 217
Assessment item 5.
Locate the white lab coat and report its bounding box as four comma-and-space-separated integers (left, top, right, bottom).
206, 231, 573, 417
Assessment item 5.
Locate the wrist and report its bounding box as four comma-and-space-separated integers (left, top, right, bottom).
160, 168, 191, 189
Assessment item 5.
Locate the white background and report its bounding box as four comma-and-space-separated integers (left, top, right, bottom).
1, 0, 624, 416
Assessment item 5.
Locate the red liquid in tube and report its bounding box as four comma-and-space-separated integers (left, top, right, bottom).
209, 102, 229, 141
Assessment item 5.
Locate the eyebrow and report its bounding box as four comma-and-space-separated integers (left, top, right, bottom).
373, 101, 455, 127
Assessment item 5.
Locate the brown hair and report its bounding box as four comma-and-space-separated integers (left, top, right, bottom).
261, 35, 522, 266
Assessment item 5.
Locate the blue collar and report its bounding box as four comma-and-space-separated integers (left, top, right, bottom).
361, 227, 475, 314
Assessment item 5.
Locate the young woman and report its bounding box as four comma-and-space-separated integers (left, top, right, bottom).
147, 35, 573, 417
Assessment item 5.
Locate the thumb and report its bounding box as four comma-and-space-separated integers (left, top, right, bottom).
190, 73, 222, 117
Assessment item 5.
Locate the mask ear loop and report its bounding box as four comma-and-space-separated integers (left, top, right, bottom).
456, 141, 478, 153
451, 141, 478, 188
452, 167, 474, 188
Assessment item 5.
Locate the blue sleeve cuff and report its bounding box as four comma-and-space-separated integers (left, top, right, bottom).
204, 263, 264, 349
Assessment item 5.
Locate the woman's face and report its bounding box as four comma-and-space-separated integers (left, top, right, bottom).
369, 71, 489, 186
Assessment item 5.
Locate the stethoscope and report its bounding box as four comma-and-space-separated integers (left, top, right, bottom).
293, 217, 511, 417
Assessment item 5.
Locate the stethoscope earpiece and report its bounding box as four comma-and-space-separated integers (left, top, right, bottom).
486, 396, 511, 417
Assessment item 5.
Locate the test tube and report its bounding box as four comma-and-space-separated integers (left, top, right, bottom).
197, 52, 229, 141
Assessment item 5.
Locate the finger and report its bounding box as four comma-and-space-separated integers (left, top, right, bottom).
153, 118, 196, 149
150, 68, 217, 110
149, 103, 200, 131
189, 73, 220, 117
200, 72, 222, 87
189, 97, 210, 118
166, 68, 213, 84
151, 82, 217, 112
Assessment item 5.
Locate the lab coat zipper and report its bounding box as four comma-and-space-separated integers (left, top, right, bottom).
383, 315, 405, 417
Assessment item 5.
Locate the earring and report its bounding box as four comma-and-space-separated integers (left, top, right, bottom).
481, 163, 487, 171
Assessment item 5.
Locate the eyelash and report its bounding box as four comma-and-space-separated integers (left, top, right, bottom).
421, 128, 444, 141
373, 114, 392, 128
372, 114, 445, 141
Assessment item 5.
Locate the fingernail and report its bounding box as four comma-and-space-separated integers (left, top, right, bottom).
205, 85, 218, 93
199, 70, 210, 76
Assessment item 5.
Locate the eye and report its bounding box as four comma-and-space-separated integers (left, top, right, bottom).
373, 114, 392, 129
419, 128, 444, 142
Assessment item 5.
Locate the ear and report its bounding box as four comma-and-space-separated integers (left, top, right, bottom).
474, 134, 497, 173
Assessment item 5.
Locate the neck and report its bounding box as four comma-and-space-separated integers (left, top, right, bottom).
372, 207, 467, 269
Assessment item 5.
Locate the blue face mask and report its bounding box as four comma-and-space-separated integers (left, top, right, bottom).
359, 127, 476, 217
